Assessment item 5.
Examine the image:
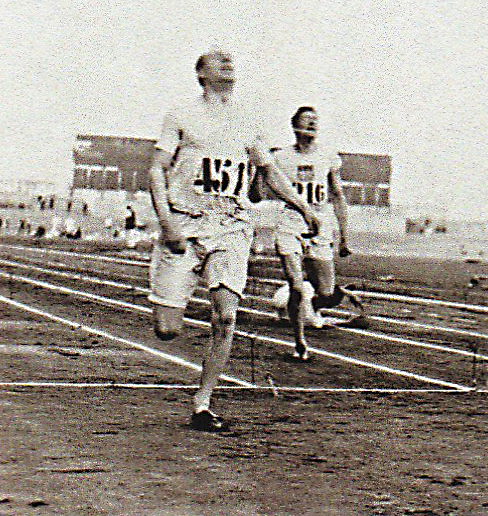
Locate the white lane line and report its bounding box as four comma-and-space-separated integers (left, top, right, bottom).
192, 296, 488, 360
0, 321, 46, 328
329, 325, 488, 360
0, 258, 142, 292
247, 275, 488, 315
239, 290, 488, 342
0, 293, 252, 388
0, 269, 151, 313
3, 243, 487, 314
0, 382, 474, 393
248, 276, 283, 286
360, 314, 488, 341
0, 271, 473, 390
0, 252, 148, 283
3, 257, 488, 356
357, 290, 488, 315
0, 243, 149, 267
238, 331, 471, 391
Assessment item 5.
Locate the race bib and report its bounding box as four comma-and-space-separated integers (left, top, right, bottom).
292, 164, 326, 205
292, 180, 326, 205
193, 157, 251, 198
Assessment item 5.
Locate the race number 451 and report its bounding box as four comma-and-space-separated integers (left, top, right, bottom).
194, 157, 249, 198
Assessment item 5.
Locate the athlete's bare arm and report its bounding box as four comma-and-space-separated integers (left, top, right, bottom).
328, 167, 351, 257
149, 147, 186, 254
261, 160, 320, 237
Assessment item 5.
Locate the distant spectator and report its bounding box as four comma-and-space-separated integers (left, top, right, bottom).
82, 203, 89, 215
66, 227, 82, 240
49, 196, 55, 209
66, 200, 72, 213
424, 219, 434, 237
104, 217, 115, 239
47, 215, 63, 238
34, 226, 46, 238
18, 219, 26, 234
125, 206, 136, 231
125, 206, 138, 248
64, 216, 80, 239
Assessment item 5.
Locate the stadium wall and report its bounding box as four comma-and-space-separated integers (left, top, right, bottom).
69, 134, 397, 243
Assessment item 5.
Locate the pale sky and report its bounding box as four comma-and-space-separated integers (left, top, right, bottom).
1, 0, 487, 218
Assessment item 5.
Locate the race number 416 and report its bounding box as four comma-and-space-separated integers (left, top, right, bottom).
194, 157, 249, 198
292, 181, 326, 204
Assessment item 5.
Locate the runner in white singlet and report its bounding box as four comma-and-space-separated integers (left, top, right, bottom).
149, 51, 321, 431
271, 107, 367, 361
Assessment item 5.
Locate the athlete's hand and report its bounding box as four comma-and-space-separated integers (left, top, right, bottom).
338, 240, 352, 258
160, 225, 186, 254
301, 211, 321, 238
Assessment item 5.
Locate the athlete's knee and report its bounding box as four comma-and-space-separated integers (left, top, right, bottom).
154, 325, 180, 341
213, 307, 236, 329
316, 284, 335, 300
210, 286, 239, 330
288, 283, 305, 303
153, 305, 184, 340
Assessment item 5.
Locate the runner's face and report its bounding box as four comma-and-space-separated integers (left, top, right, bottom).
295, 111, 318, 136
202, 53, 235, 93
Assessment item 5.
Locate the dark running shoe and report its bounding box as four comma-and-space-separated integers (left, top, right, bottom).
313, 285, 365, 312
190, 410, 229, 432
293, 341, 310, 362
293, 348, 310, 361
335, 315, 370, 329
283, 350, 313, 363
312, 286, 346, 311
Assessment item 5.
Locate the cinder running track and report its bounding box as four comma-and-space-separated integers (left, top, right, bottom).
0, 239, 486, 516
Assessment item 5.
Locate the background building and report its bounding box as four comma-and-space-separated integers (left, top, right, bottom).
72, 134, 155, 194
71, 134, 156, 227
70, 134, 397, 237
339, 153, 391, 208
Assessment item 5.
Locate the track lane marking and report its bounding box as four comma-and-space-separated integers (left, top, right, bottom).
2, 257, 487, 356
250, 277, 488, 315
2, 243, 487, 314
357, 290, 488, 315
0, 243, 149, 267
0, 382, 477, 393
0, 271, 473, 390
243, 291, 488, 341
0, 293, 253, 387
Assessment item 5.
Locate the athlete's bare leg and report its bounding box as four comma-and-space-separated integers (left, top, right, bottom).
193, 286, 240, 413
279, 252, 309, 360
153, 305, 185, 340
304, 256, 335, 302
151, 242, 199, 340
306, 256, 367, 323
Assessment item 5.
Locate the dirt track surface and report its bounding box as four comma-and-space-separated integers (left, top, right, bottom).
0, 240, 487, 515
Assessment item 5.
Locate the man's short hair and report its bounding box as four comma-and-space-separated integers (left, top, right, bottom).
195, 55, 207, 74
291, 106, 316, 129
195, 54, 208, 86
195, 50, 232, 87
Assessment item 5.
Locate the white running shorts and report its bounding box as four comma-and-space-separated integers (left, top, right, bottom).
148, 225, 253, 308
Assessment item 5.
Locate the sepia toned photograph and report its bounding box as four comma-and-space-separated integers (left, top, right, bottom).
0, 1, 486, 514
